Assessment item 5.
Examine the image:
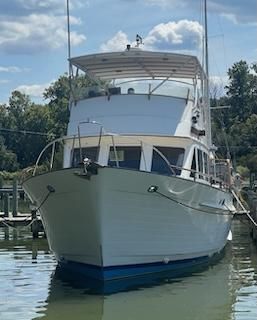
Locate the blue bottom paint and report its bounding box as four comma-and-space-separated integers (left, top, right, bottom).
58, 256, 210, 281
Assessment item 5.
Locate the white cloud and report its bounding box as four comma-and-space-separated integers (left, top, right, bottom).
209, 75, 228, 97
0, 80, 10, 84
143, 0, 256, 24
15, 81, 53, 98
0, 0, 84, 15
100, 20, 203, 52
144, 0, 186, 8
0, 66, 28, 73
144, 20, 203, 50
0, 14, 86, 54
100, 31, 130, 52
220, 13, 238, 25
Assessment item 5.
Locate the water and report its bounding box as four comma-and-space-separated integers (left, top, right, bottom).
0, 220, 257, 320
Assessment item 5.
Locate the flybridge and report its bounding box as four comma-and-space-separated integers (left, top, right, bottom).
69, 50, 205, 81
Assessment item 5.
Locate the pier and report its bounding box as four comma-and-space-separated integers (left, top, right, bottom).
0, 181, 45, 238
243, 188, 257, 243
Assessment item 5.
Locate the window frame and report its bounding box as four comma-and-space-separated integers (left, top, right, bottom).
151, 146, 185, 176
108, 145, 142, 170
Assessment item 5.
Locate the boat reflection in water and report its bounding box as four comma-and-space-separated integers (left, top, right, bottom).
38, 250, 233, 320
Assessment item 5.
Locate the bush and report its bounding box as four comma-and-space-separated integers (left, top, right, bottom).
236, 165, 250, 179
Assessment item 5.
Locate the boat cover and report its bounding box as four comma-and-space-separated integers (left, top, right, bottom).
70, 50, 205, 80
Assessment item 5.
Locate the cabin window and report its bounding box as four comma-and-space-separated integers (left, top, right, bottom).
151, 147, 184, 175
197, 149, 204, 179
203, 152, 209, 181
72, 147, 98, 167
108, 146, 141, 169
190, 149, 196, 178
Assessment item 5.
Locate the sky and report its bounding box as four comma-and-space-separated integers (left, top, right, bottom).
0, 0, 256, 104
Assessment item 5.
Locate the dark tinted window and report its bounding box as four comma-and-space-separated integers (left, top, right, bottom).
197, 149, 204, 179
190, 149, 196, 178
203, 152, 209, 180
151, 147, 184, 175
72, 147, 98, 167
108, 146, 141, 170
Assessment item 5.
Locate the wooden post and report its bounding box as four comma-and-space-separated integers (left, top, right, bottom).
31, 209, 39, 238
12, 178, 18, 217
3, 193, 10, 217
4, 227, 9, 240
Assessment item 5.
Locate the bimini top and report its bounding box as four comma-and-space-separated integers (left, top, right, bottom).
69, 49, 205, 80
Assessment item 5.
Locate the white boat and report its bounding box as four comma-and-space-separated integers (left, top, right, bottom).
23, 6, 236, 279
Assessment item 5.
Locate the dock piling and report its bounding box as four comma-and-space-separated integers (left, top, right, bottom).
3, 193, 10, 217
31, 209, 39, 239
12, 179, 18, 217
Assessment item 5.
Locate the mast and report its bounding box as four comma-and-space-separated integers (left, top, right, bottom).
66, 0, 74, 105
66, 0, 72, 75
204, 0, 212, 148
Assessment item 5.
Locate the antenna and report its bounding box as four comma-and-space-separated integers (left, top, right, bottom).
136, 34, 143, 47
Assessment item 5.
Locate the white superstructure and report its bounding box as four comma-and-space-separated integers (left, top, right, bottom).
23, 48, 235, 280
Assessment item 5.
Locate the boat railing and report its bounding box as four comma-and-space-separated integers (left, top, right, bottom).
30, 132, 175, 178
212, 159, 232, 188
29, 122, 231, 189
169, 163, 231, 189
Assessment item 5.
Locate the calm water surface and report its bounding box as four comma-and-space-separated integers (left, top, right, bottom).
0, 220, 257, 320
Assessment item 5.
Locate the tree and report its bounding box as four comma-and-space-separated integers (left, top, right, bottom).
43, 75, 71, 139
0, 136, 19, 172
226, 61, 256, 122
43, 73, 102, 138
1, 91, 49, 168
21, 104, 50, 166
212, 61, 257, 172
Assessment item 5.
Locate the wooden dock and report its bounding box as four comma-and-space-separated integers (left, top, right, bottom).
0, 181, 45, 238
242, 188, 257, 242
0, 212, 45, 238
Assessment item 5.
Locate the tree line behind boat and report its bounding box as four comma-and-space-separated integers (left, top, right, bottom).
0, 60, 257, 184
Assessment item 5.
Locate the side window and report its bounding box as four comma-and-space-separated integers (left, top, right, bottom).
151, 147, 184, 175
203, 152, 209, 181
190, 149, 196, 178
108, 146, 141, 169
197, 149, 204, 179
72, 147, 98, 167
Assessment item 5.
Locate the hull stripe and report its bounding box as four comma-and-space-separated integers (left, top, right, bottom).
59, 255, 209, 280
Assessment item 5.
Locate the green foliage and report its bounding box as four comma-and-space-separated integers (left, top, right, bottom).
0, 170, 22, 181
212, 61, 257, 173
43, 73, 98, 138
226, 61, 254, 122
44, 74, 70, 138
1, 91, 49, 168
0, 136, 19, 171
236, 165, 250, 179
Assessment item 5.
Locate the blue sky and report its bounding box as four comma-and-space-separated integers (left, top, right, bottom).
0, 0, 256, 103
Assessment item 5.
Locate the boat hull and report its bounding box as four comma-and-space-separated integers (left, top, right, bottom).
23, 167, 233, 280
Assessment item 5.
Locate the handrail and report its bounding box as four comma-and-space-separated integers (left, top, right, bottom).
152, 146, 176, 176
32, 127, 231, 189
32, 131, 175, 177
73, 78, 195, 101
33, 136, 72, 176
117, 78, 195, 88
168, 163, 231, 189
